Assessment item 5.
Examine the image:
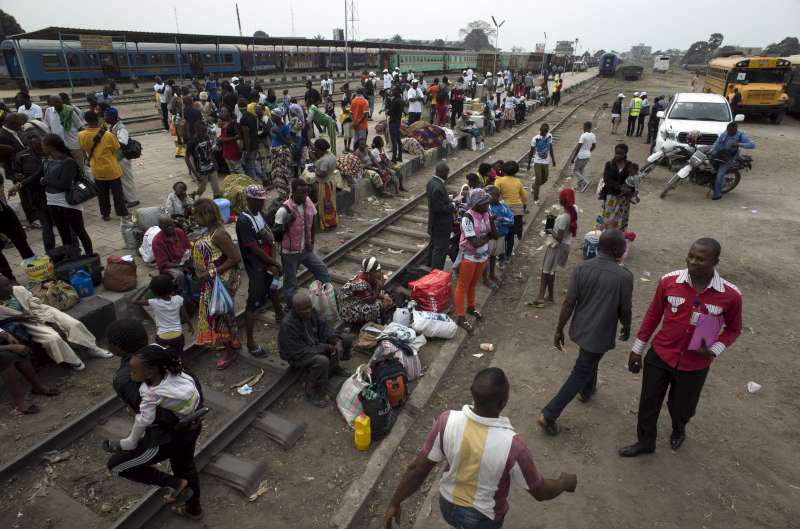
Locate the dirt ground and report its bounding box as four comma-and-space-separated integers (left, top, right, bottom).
356, 69, 800, 529
4, 68, 799, 529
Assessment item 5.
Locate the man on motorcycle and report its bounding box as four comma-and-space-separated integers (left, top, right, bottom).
708, 122, 755, 201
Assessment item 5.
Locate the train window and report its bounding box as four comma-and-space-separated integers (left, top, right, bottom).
204, 53, 214, 63
87, 53, 99, 66
136, 53, 148, 65
224, 53, 233, 63
42, 54, 62, 68
116, 53, 128, 66
149, 54, 162, 64
67, 53, 80, 67
163, 54, 176, 65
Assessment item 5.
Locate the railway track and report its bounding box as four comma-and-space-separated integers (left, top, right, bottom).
0, 76, 607, 529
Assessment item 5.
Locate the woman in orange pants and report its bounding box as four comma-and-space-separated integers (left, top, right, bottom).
454, 189, 497, 334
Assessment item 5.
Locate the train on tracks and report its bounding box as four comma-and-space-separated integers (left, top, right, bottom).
1, 27, 570, 88
599, 52, 621, 77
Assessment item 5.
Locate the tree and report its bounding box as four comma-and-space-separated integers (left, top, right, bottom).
763, 37, 800, 56
432, 38, 446, 47
0, 10, 24, 41
459, 20, 495, 50
713, 45, 743, 58
253, 30, 268, 38
682, 41, 710, 64
313, 34, 324, 40
390, 34, 404, 44
708, 33, 724, 53
511, 45, 526, 53
593, 49, 607, 59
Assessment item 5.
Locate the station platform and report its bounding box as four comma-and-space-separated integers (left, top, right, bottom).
2, 68, 597, 338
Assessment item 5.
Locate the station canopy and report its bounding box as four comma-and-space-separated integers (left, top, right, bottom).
9, 26, 464, 51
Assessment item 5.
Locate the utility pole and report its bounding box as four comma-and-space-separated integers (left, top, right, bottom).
491, 16, 506, 76
344, 0, 349, 79
235, 3, 243, 37
540, 32, 548, 78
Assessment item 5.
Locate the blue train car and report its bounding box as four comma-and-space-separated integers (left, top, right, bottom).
1, 39, 241, 86
599, 52, 621, 77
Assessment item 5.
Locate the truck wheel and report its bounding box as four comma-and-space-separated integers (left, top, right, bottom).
660, 173, 681, 199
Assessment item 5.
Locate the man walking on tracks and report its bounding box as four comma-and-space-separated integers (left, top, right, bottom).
384, 367, 578, 529
626, 92, 642, 137
427, 161, 455, 270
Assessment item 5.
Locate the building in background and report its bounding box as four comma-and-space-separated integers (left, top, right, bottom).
630, 43, 652, 60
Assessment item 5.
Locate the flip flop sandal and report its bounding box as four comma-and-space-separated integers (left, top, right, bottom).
171, 504, 203, 520
467, 308, 484, 320
458, 320, 475, 336
31, 388, 60, 397
526, 301, 547, 308
164, 484, 194, 505
11, 404, 40, 416
215, 355, 238, 370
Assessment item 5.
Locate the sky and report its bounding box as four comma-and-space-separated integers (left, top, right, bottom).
4, 0, 799, 54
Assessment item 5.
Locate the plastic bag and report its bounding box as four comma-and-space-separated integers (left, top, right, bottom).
120, 217, 138, 250
392, 306, 412, 327
32, 280, 79, 311
309, 280, 339, 321
408, 269, 452, 312
336, 363, 371, 427
21, 255, 54, 284
412, 309, 458, 339
209, 275, 235, 316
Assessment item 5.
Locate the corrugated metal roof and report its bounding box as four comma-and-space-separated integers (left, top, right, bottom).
8, 26, 465, 51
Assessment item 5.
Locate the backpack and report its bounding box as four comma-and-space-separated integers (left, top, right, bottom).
359, 384, 396, 440
194, 138, 216, 174
370, 357, 408, 408
122, 137, 143, 159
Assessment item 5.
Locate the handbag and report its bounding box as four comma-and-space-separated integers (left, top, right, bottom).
66, 165, 98, 205
335, 363, 371, 427
209, 274, 235, 316
102, 255, 138, 292
308, 280, 339, 321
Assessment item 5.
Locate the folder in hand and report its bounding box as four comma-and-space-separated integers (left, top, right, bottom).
688, 313, 723, 351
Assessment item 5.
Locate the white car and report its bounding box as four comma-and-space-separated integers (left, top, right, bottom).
654, 92, 744, 152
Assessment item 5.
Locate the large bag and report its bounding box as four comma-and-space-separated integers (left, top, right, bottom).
309, 280, 339, 322
411, 310, 458, 339
120, 217, 138, 250
209, 274, 235, 316
408, 269, 452, 312
375, 339, 423, 381
20, 255, 54, 284
370, 357, 409, 408
54, 253, 103, 286
392, 305, 412, 327
359, 384, 396, 440
46, 244, 81, 266
103, 255, 138, 292
122, 137, 143, 159
31, 280, 80, 311
335, 363, 372, 427
353, 322, 384, 354
139, 226, 162, 264
133, 206, 163, 229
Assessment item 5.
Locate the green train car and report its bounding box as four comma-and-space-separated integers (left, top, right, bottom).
380, 50, 477, 74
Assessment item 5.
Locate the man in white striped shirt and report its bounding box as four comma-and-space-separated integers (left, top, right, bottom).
384, 368, 577, 528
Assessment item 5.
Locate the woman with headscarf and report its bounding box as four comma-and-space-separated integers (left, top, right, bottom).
191, 198, 242, 369
454, 188, 497, 335
337, 256, 395, 326
531, 188, 578, 307
310, 138, 338, 230
269, 108, 294, 199
197, 91, 217, 122
307, 104, 337, 155
597, 143, 638, 231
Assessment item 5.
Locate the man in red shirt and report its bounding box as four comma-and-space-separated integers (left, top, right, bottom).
349, 88, 370, 146
151, 216, 192, 295
619, 238, 742, 457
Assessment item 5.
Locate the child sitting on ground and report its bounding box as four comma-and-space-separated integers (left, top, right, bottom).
132, 275, 191, 359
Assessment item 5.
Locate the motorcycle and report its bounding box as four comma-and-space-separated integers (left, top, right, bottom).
659, 144, 752, 199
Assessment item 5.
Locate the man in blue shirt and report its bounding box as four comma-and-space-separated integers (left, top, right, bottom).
709, 122, 755, 200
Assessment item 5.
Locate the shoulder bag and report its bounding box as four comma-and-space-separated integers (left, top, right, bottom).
66, 135, 100, 205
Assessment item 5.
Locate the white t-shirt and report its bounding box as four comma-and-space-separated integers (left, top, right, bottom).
383, 74, 393, 89
576, 132, 596, 160
407, 87, 423, 113
530, 133, 553, 165
18, 104, 43, 120
148, 296, 184, 336
554, 212, 572, 247
461, 214, 490, 263
275, 202, 314, 254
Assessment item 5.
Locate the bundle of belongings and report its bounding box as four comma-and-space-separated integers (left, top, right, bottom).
221, 173, 258, 214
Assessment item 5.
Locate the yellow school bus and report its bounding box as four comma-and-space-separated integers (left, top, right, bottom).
705, 56, 790, 123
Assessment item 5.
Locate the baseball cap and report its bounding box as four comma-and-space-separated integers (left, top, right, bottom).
245, 184, 267, 200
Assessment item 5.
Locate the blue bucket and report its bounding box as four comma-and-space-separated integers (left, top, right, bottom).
213, 198, 232, 223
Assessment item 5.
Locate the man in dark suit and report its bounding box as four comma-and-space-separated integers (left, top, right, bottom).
426, 161, 455, 270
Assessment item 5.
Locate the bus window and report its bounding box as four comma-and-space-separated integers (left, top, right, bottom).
42, 54, 62, 68
730, 69, 787, 84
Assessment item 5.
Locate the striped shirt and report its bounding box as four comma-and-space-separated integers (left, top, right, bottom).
421, 405, 544, 521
